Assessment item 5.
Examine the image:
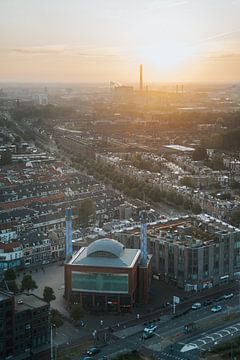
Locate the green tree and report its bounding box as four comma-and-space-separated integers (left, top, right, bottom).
79, 198, 96, 227
43, 286, 56, 303
192, 147, 208, 161
21, 274, 38, 293
70, 303, 84, 321
0, 149, 12, 165
192, 203, 202, 214
180, 176, 195, 188
51, 309, 63, 328
7, 280, 18, 293
230, 209, 240, 227
4, 268, 16, 281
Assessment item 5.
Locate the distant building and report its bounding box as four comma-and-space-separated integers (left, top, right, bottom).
0, 290, 50, 359
64, 238, 152, 312
32, 93, 48, 106
113, 86, 134, 103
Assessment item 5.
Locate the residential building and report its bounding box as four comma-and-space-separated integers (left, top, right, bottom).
0, 241, 23, 270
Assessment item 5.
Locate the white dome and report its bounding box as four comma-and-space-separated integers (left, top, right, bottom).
87, 238, 124, 258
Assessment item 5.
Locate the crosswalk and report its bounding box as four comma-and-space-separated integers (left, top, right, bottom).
180, 322, 240, 352
158, 351, 187, 360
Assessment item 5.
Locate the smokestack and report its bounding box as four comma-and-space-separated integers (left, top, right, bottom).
140, 64, 143, 90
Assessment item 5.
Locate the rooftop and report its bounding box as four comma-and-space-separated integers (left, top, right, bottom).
15, 293, 48, 312
69, 238, 141, 268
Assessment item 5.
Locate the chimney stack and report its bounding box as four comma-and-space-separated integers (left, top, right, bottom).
140, 64, 143, 90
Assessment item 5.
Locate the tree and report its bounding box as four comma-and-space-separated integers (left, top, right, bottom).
43, 286, 56, 303
70, 303, 84, 321
79, 198, 96, 228
51, 309, 63, 328
192, 147, 208, 161
4, 268, 16, 281
180, 176, 195, 188
21, 274, 38, 293
0, 149, 12, 165
230, 209, 240, 227
192, 203, 202, 214
7, 280, 18, 293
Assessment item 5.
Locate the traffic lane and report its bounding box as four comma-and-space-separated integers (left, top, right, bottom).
125, 304, 234, 347
180, 321, 240, 352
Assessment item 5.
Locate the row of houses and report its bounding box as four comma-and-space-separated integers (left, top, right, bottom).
0, 229, 65, 270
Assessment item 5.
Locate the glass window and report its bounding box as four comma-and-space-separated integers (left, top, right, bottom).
72, 272, 128, 294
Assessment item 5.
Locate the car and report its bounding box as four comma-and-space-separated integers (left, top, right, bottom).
143, 330, 154, 339
224, 293, 234, 299
211, 305, 222, 313
87, 348, 100, 356
215, 296, 225, 302
191, 303, 201, 310
203, 300, 212, 306
41, 260, 50, 265
17, 299, 23, 304
143, 324, 157, 333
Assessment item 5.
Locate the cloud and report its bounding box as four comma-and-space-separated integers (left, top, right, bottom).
196, 28, 240, 45
207, 53, 240, 61
12, 48, 60, 54
11, 45, 118, 58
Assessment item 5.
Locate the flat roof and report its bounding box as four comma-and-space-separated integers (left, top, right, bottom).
69, 246, 141, 269
15, 293, 47, 312
164, 144, 195, 152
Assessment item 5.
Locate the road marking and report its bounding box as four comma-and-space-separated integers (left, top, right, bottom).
221, 329, 231, 335
204, 335, 215, 341
195, 339, 206, 345
213, 332, 223, 338
228, 326, 238, 332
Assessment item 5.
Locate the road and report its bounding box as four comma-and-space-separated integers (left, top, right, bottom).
17, 262, 240, 359
62, 294, 240, 360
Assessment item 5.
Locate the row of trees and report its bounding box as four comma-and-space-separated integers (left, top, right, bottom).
72, 155, 202, 214
201, 128, 240, 151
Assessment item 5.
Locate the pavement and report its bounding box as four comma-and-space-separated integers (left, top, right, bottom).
15, 262, 240, 359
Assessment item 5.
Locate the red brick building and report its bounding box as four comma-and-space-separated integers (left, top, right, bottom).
64, 238, 152, 312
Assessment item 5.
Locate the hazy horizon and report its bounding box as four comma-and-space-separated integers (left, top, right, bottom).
1, 0, 240, 84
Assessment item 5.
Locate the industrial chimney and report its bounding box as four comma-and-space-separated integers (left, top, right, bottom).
140, 64, 143, 90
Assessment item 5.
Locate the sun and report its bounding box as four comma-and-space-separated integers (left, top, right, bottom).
139, 39, 195, 71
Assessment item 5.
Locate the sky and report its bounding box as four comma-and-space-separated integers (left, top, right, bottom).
0, 0, 240, 83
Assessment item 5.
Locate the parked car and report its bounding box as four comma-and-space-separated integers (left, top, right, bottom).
203, 300, 212, 306
224, 293, 234, 299
87, 348, 100, 356
211, 305, 222, 313
191, 303, 201, 310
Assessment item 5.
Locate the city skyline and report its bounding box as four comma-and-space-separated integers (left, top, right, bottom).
0, 0, 240, 83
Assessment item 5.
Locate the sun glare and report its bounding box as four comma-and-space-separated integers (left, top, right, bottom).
139, 40, 195, 71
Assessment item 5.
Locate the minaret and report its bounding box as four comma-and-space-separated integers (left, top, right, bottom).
140, 211, 148, 266
140, 64, 143, 90
65, 208, 72, 258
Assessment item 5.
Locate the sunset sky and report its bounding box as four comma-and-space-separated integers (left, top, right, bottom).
1, 0, 240, 83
